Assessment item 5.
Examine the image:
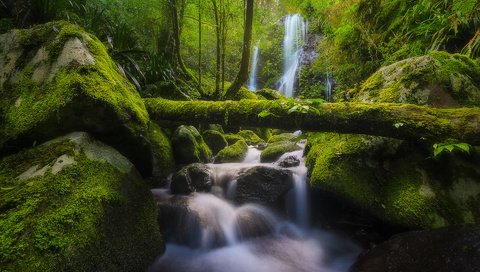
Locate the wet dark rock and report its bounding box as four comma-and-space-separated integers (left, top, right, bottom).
235, 166, 293, 208
171, 163, 213, 194
352, 225, 480, 272
277, 156, 300, 168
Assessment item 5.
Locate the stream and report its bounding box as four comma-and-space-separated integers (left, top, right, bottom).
148, 137, 361, 272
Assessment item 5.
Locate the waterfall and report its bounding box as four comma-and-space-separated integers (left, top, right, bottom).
277, 14, 308, 97
247, 44, 260, 91
149, 133, 361, 272
325, 72, 333, 102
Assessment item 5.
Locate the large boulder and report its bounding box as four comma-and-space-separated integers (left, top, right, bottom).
235, 166, 294, 208
306, 132, 480, 229
348, 51, 480, 107
306, 51, 480, 230
0, 21, 153, 176
170, 163, 213, 195
215, 140, 249, 163
352, 226, 480, 272
171, 125, 213, 165
0, 132, 163, 271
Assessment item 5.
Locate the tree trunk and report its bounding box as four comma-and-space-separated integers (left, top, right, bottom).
211, 0, 221, 98
145, 98, 480, 145
224, 0, 253, 98
198, 0, 202, 92
170, 0, 204, 96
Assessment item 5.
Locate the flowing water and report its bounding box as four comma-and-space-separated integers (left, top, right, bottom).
247, 44, 260, 91
325, 72, 333, 102
148, 137, 361, 272
277, 14, 308, 97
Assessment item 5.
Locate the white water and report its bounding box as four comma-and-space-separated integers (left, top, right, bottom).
325, 72, 333, 102
149, 134, 360, 272
247, 44, 260, 91
277, 14, 308, 97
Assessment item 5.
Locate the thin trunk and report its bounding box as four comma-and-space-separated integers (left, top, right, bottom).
198, 0, 202, 92
146, 98, 480, 145
225, 0, 254, 98
211, 0, 221, 98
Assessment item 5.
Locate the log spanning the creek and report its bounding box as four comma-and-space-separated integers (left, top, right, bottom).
145, 98, 480, 145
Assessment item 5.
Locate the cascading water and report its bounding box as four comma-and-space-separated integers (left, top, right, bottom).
277, 14, 308, 97
325, 72, 333, 102
148, 137, 360, 272
247, 44, 260, 91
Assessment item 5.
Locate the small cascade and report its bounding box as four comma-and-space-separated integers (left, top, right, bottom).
247, 44, 260, 91
149, 132, 360, 272
325, 72, 333, 102
277, 14, 308, 97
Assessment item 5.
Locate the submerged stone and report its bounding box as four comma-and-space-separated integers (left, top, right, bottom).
0, 21, 153, 176
0, 132, 163, 271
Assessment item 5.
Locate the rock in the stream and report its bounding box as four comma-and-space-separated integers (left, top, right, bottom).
0, 132, 163, 271
171, 125, 213, 165
235, 166, 294, 207
237, 130, 265, 145
171, 163, 213, 194
202, 129, 228, 155
351, 225, 480, 272
260, 141, 302, 163
215, 140, 249, 163
0, 21, 153, 176
277, 155, 300, 168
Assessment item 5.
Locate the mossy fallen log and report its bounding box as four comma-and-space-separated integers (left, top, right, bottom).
145, 98, 480, 145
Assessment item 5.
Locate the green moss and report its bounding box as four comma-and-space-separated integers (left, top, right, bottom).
224, 133, 245, 145
350, 51, 480, 107
0, 136, 163, 271
202, 130, 228, 155
237, 130, 265, 145
255, 88, 285, 100
0, 22, 149, 169
171, 125, 213, 165
215, 140, 248, 163
306, 132, 480, 229
268, 133, 296, 143
223, 87, 257, 101
147, 122, 175, 183
260, 141, 301, 163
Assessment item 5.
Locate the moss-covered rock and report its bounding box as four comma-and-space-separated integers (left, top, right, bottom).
349, 51, 480, 107
306, 132, 480, 229
224, 133, 245, 145
237, 130, 265, 145
0, 21, 153, 176
223, 87, 257, 100
202, 130, 228, 155
0, 132, 163, 271
268, 133, 297, 143
215, 140, 249, 163
256, 88, 285, 100
171, 125, 213, 165
260, 141, 302, 163
147, 122, 175, 186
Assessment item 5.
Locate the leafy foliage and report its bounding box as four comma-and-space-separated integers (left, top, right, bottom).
433, 142, 471, 157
